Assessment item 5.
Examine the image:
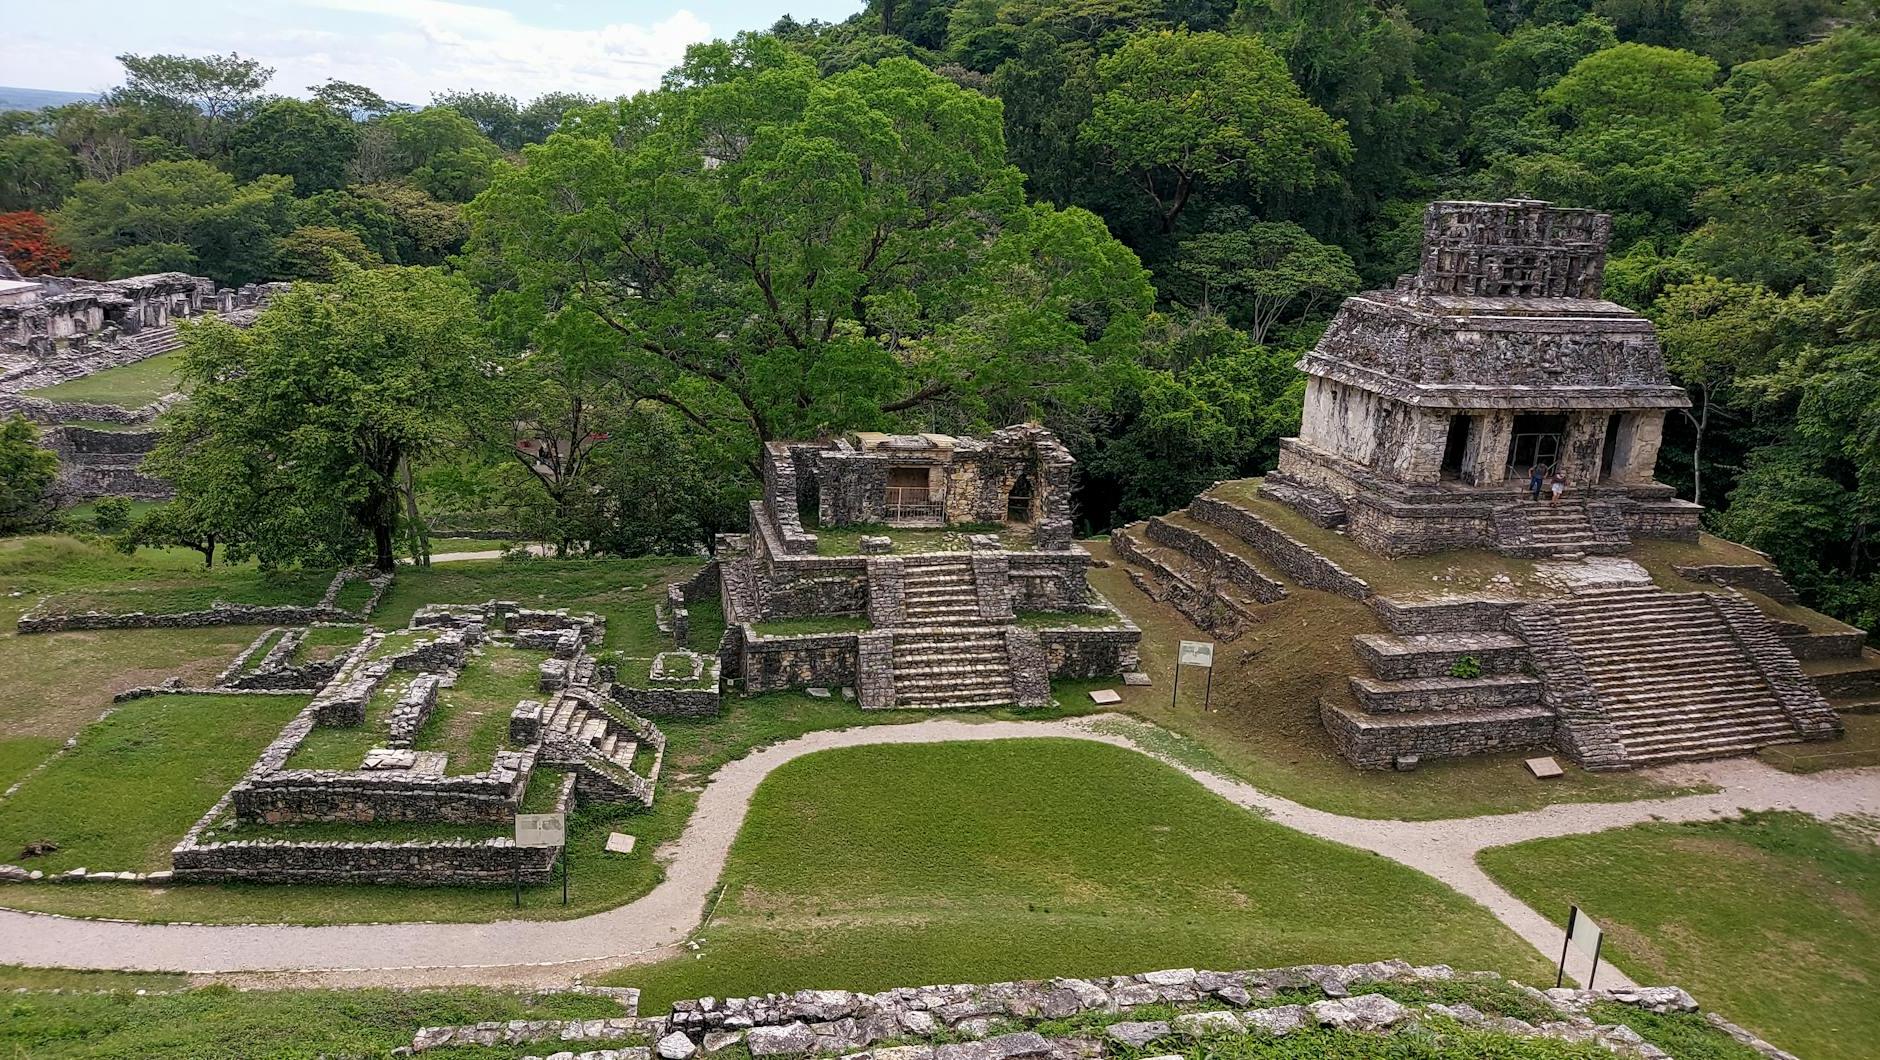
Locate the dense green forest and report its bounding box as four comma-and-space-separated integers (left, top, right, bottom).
0, 0, 1875, 630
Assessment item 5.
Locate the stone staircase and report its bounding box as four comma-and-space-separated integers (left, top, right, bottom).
547, 688, 640, 772
900, 556, 982, 623
1494, 501, 1629, 557
128, 324, 184, 358
1551, 586, 1803, 765
889, 627, 1015, 709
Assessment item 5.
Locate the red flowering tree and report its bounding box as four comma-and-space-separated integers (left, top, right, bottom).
0, 211, 73, 276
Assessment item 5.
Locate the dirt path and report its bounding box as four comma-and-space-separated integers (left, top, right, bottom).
1, 714, 1875, 989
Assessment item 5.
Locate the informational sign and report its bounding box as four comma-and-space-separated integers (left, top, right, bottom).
1568, 907, 1603, 956
514, 812, 566, 848
1557, 904, 1607, 989
1178, 640, 1215, 668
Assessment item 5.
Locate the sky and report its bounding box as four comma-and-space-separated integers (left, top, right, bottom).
6, 0, 866, 105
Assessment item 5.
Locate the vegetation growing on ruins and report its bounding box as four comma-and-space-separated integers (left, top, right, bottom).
4, 9, 1876, 629
1477, 811, 1880, 1060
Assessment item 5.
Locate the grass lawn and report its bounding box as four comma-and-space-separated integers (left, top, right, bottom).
417, 645, 544, 769
607, 739, 1552, 1009
1760, 713, 1880, 773
34, 569, 333, 617
0, 978, 626, 1059
1476, 811, 1880, 1060
23, 350, 186, 407
1074, 539, 1704, 821
0, 694, 310, 873
0, 690, 947, 924
291, 623, 365, 662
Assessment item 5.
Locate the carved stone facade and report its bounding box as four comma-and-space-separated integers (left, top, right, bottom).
1272, 200, 1702, 557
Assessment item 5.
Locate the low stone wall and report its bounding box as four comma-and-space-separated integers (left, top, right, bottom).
18, 602, 355, 634
172, 834, 559, 886
1368, 595, 1523, 635
1189, 495, 1370, 599
231, 750, 532, 825
384, 674, 441, 748
613, 654, 724, 717
1006, 551, 1096, 612
739, 630, 860, 694
1038, 622, 1142, 679
1674, 563, 1797, 603
1322, 701, 1554, 770
1144, 516, 1287, 603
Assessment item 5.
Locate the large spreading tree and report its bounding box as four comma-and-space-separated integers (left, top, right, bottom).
149, 265, 488, 571
467, 41, 1156, 467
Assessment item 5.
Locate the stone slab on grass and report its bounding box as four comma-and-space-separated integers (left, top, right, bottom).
605, 833, 637, 855
1088, 689, 1122, 705
1123, 672, 1151, 686
1525, 756, 1564, 779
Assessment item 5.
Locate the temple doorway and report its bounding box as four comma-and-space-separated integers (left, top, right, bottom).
1007, 472, 1035, 523
1506, 414, 1567, 473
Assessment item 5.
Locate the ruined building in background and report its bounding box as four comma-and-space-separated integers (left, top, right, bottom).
715, 424, 1140, 710
1271, 199, 1701, 557
1115, 200, 1867, 773
0, 254, 286, 500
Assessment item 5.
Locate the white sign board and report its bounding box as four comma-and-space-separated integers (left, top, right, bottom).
1568, 907, 1603, 957
515, 812, 566, 848
1178, 640, 1215, 668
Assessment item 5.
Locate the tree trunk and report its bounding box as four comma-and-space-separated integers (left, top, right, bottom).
400, 457, 428, 568
374, 521, 395, 572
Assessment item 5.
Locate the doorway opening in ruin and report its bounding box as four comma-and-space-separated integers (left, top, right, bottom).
1007, 472, 1035, 523
1440, 415, 1474, 480
1506, 414, 1567, 474
885, 466, 941, 522
1601, 413, 1623, 481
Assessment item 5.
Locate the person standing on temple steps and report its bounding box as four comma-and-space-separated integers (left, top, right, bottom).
1550, 470, 1567, 504
1528, 462, 1549, 501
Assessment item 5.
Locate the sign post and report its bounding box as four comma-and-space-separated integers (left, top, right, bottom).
1557, 905, 1605, 989
514, 811, 567, 908
1177, 640, 1216, 711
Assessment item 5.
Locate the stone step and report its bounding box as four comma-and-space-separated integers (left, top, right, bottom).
1580, 655, 1761, 678
1353, 631, 1529, 680
895, 688, 1013, 708
896, 676, 1012, 695
600, 732, 618, 757
1348, 674, 1542, 713
1606, 698, 1791, 723
1613, 716, 1795, 742
1624, 729, 1801, 763
893, 659, 1011, 677
1596, 683, 1773, 708
611, 741, 638, 769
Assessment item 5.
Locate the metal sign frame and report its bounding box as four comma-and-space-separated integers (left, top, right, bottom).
1556, 905, 1605, 989
1171, 640, 1217, 712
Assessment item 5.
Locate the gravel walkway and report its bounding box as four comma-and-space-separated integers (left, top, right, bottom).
2, 714, 1875, 989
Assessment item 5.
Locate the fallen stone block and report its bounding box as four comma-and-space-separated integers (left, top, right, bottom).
658, 1031, 698, 1059
1171, 1011, 1242, 1038
1241, 1005, 1308, 1037
1103, 1021, 1168, 1048
1308, 994, 1408, 1032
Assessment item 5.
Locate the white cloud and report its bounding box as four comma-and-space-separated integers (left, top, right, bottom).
4, 0, 716, 104
291, 0, 711, 101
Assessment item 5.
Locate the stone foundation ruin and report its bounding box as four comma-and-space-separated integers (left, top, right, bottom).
406, 959, 1799, 1060
716, 425, 1140, 710
164, 601, 666, 887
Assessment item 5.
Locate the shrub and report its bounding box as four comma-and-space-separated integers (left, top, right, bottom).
1449, 654, 1483, 679
91, 497, 132, 532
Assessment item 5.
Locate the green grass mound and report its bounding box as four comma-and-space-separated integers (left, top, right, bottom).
614, 738, 1549, 1007
1478, 811, 1879, 1060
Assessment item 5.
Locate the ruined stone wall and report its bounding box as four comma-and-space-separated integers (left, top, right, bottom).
1368, 596, 1522, 635
760, 453, 819, 555
1006, 552, 1096, 611
749, 501, 868, 618
1143, 516, 1286, 603
172, 835, 559, 886
1674, 563, 1797, 603
1321, 698, 1554, 769
739, 631, 860, 694
1188, 495, 1371, 599
231, 761, 526, 825
1039, 624, 1141, 679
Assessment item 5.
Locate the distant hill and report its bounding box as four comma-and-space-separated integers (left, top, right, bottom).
0, 86, 102, 112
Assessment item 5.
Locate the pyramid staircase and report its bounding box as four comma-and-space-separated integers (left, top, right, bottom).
128, 324, 184, 359
889, 626, 1015, 709
1494, 500, 1629, 557
900, 556, 982, 623
1550, 586, 1807, 765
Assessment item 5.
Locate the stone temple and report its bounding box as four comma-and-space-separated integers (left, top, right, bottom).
1270, 199, 1701, 557
716, 424, 1140, 710
1112, 200, 1871, 772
